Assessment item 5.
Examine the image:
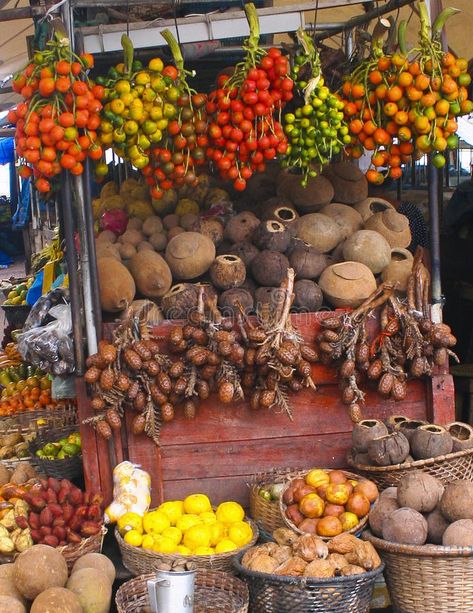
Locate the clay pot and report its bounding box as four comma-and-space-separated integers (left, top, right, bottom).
395, 419, 429, 443
364, 210, 412, 248
353, 197, 395, 222
342, 230, 391, 274
320, 203, 363, 240
352, 419, 389, 453
445, 422, 473, 452
322, 162, 368, 204
318, 261, 377, 308
277, 170, 335, 213
296, 213, 343, 253
260, 200, 300, 227
410, 424, 454, 460
381, 248, 414, 292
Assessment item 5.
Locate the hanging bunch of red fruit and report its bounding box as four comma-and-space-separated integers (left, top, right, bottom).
205, 2, 293, 191
142, 30, 208, 200
341, 1, 472, 184
8, 32, 104, 194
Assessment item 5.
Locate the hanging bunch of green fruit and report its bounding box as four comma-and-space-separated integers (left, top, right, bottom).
281, 28, 350, 186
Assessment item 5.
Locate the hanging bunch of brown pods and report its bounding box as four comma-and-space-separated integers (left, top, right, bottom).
316, 248, 458, 423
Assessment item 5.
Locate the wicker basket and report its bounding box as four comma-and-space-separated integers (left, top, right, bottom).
0, 456, 40, 471
234, 551, 384, 613
347, 447, 473, 490
116, 518, 259, 576
30, 425, 82, 480
116, 569, 249, 613
363, 530, 473, 613
249, 467, 302, 537
279, 469, 371, 537
0, 404, 78, 435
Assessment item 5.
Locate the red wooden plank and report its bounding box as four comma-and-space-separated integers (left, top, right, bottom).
76, 378, 101, 495
428, 374, 455, 424
162, 475, 253, 507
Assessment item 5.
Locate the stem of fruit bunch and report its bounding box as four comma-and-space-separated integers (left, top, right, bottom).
121, 34, 134, 76
397, 20, 409, 57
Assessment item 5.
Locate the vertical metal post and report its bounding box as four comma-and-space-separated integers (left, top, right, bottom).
428, 156, 442, 320
83, 158, 102, 337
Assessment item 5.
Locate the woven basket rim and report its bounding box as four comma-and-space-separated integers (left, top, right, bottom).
363, 529, 473, 557
233, 550, 385, 585
279, 469, 372, 537
57, 525, 106, 555
247, 467, 305, 489
115, 517, 259, 564
347, 447, 473, 473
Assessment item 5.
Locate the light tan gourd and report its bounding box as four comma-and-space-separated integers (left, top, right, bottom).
364, 210, 411, 248
319, 262, 376, 308
296, 213, 343, 253
320, 203, 363, 240
353, 197, 395, 222
342, 230, 391, 274
165, 232, 216, 280
381, 248, 413, 291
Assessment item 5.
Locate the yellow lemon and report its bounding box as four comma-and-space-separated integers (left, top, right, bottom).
200, 511, 217, 525
183, 494, 211, 515
193, 546, 215, 556
228, 521, 253, 547
183, 524, 211, 551
153, 536, 177, 554
176, 545, 192, 555
158, 500, 184, 526
149, 57, 164, 73
176, 514, 202, 533
215, 539, 238, 554
115, 79, 131, 95
141, 534, 155, 550
110, 99, 125, 115
209, 522, 227, 547
215, 501, 245, 524
162, 526, 182, 544
143, 510, 170, 535
117, 512, 143, 535
124, 529, 143, 547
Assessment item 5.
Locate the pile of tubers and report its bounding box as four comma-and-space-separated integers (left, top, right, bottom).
242, 527, 381, 578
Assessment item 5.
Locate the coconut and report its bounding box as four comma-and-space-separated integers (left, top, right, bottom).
252, 220, 291, 252
296, 213, 343, 253
380, 487, 398, 500
369, 496, 400, 537
218, 288, 254, 315
395, 419, 429, 443
384, 415, 409, 432
288, 242, 329, 280
382, 507, 428, 545
397, 472, 444, 513
439, 480, 473, 522
367, 432, 410, 466
161, 284, 198, 319
260, 201, 299, 227
427, 508, 450, 544
364, 210, 412, 248
442, 519, 473, 546
125, 300, 163, 326
196, 219, 224, 245
251, 251, 290, 286
194, 282, 218, 304
227, 242, 260, 266
352, 419, 389, 453
342, 230, 391, 274
320, 203, 363, 240
330, 241, 345, 264
323, 162, 368, 204
318, 262, 377, 308
209, 255, 246, 290
142, 216, 163, 236
224, 212, 260, 243
180, 213, 199, 232
163, 214, 180, 230
149, 232, 167, 251
277, 171, 334, 212
254, 287, 280, 311
381, 248, 414, 292
293, 280, 323, 312
165, 232, 216, 280
410, 424, 453, 460
446, 422, 473, 452
353, 197, 395, 222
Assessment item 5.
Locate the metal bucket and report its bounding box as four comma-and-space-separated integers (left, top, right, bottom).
147, 568, 196, 613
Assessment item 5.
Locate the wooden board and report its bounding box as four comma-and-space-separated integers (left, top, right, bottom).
77, 312, 456, 507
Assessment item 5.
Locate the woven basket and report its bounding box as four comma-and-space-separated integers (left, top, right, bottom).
30, 425, 82, 480
279, 469, 371, 537
347, 447, 473, 490
363, 530, 473, 613
116, 518, 259, 576
249, 467, 302, 536
116, 569, 249, 613
0, 403, 78, 435
0, 456, 40, 471
234, 551, 384, 613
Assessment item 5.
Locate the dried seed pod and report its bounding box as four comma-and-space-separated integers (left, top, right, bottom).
173, 377, 187, 396
196, 380, 210, 400
349, 403, 362, 423
132, 341, 152, 361
300, 345, 319, 363
131, 414, 146, 435
192, 328, 209, 346
144, 338, 161, 355
206, 352, 221, 366
150, 384, 168, 405
358, 361, 370, 372
169, 360, 185, 378
342, 386, 356, 405
245, 348, 256, 367
144, 360, 160, 376
250, 391, 261, 410
188, 310, 204, 325
419, 319, 433, 334
385, 319, 400, 335
127, 380, 140, 400
355, 343, 370, 365
86, 353, 107, 369
96, 420, 112, 440
182, 324, 196, 340
241, 372, 256, 389
258, 364, 270, 376
289, 378, 303, 392
259, 389, 276, 408
297, 359, 312, 378
161, 402, 175, 422
265, 371, 278, 391
434, 348, 447, 366
214, 330, 236, 344
169, 339, 187, 354
322, 330, 340, 343
100, 368, 115, 391
105, 408, 121, 430
157, 372, 172, 395
217, 341, 233, 357
187, 346, 208, 366
133, 391, 146, 411
443, 334, 457, 348
169, 392, 181, 405
367, 359, 383, 381
256, 347, 270, 365
124, 349, 142, 371
340, 360, 356, 378
247, 328, 266, 344
230, 344, 245, 363
378, 373, 394, 396
410, 356, 425, 378
276, 343, 299, 365
218, 381, 235, 403
99, 343, 117, 364
90, 396, 105, 411
279, 365, 294, 381
319, 342, 334, 355
84, 367, 101, 384
201, 365, 217, 380
391, 378, 407, 401
115, 372, 131, 392
321, 316, 342, 330
169, 327, 184, 345
184, 400, 197, 419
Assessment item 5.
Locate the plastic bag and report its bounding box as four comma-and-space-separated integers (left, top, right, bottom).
23, 287, 68, 331
104, 461, 151, 524
51, 375, 77, 399
17, 304, 75, 375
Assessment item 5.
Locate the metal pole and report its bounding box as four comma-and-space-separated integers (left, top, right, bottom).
83, 158, 102, 338
428, 156, 442, 320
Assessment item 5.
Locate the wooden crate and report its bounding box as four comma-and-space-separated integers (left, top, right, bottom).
77, 312, 455, 506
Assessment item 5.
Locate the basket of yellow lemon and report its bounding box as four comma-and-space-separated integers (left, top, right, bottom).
115, 493, 259, 576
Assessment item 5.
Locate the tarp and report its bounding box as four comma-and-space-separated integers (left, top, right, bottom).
0, 138, 14, 166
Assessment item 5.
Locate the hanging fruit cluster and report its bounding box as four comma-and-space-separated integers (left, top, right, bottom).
341, 1, 472, 184
8, 33, 103, 193
282, 29, 350, 185
142, 30, 208, 200
206, 3, 293, 191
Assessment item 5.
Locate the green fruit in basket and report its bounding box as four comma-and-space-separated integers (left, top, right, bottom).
42, 443, 59, 456
67, 433, 81, 448
62, 443, 80, 457
35, 450, 44, 458
58, 438, 69, 447
270, 483, 284, 501
258, 488, 272, 502
56, 449, 67, 460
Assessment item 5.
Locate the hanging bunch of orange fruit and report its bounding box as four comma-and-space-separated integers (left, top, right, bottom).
341, 0, 473, 184
8, 30, 104, 194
